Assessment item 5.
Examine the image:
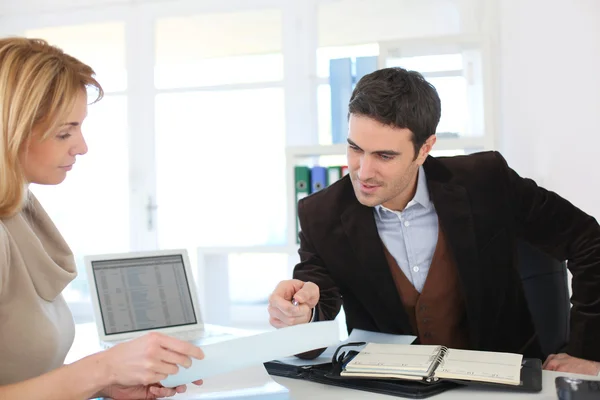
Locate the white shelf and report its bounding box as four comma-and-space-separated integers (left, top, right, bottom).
285, 143, 347, 158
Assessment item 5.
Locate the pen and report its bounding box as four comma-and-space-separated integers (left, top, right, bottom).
291, 297, 299, 306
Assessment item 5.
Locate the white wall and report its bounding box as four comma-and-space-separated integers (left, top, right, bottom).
498, 0, 600, 219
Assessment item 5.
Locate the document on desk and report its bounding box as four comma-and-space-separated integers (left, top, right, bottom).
274, 328, 417, 366
160, 321, 340, 388
166, 365, 289, 399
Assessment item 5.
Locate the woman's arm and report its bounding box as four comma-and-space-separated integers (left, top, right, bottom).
1, 332, 204, 400
0, 352, 110, 400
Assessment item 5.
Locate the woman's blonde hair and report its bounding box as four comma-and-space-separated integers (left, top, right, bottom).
0, 37, 103, 217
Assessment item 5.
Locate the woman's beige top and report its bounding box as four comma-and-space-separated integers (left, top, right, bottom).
0, 193, 77, 385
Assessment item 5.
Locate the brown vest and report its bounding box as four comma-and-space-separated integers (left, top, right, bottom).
383, 226, 470, 349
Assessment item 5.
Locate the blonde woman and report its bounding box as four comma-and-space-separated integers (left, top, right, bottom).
0, 37, 204, 399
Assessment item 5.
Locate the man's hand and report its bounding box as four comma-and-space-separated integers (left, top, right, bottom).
268, 279, 319, 328
543, 353, 600, 375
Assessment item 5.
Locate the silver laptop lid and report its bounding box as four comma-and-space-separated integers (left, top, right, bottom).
85, 249, 204, 342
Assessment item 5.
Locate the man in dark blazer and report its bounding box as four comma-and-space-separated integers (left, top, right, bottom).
267, 67, 600, 375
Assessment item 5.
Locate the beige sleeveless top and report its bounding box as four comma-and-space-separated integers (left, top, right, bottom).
0, 193, 77, 385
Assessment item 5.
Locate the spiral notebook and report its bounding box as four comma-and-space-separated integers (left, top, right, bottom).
340, 343, 523, 386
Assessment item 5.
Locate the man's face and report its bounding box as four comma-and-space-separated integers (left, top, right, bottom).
347, 114, 434, 210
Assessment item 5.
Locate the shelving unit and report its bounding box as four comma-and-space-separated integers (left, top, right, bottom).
285, 144, 348, 245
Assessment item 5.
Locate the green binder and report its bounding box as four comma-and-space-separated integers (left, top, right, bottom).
294, 166, 311, 243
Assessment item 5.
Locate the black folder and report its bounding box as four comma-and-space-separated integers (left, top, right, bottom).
264, 342, 543, 399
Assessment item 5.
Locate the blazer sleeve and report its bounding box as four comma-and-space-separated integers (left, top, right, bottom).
293, 197, 343, 324
497, 151, 600, 360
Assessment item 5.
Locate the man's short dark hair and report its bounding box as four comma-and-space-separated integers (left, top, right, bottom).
348, 67, 441, 157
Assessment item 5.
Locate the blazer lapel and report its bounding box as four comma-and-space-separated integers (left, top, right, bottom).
341, 200, 413, 334
425, 160, 485, 349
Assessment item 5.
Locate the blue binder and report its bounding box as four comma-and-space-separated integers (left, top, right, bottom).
310, 166, 328, 193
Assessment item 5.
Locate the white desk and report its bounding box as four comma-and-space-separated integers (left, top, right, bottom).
272, 370, 599, 399
69, 324, 598, 399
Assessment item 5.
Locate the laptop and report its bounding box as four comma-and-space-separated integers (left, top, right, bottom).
85, 249, 230, 347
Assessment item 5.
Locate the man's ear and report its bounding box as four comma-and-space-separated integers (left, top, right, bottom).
418, 135, 436, 163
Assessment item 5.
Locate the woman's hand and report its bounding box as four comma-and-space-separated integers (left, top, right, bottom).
99, 332, 204, 389
100, 379, 203, 400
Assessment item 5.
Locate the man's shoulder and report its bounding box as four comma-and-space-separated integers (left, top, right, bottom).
436, 150, 506, 170
431, 150, 509, 185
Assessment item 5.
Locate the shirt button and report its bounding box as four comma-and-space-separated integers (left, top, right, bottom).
404, 221, 410, 227
413, 266, 419, 272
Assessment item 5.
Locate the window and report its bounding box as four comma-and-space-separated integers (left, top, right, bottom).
26, 23, 128, 323
316, 44, 379, 145
318, 0, 460, 47
155, 88, 286, 249
386, 54, 472, 138
154, 9, 287, 326
27, 22, 127, 93
155, 9, 283, 89
383, 46, 487, 140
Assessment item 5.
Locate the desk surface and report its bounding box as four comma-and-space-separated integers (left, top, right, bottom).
272, 371, 599, 399
69, 323, 598, 399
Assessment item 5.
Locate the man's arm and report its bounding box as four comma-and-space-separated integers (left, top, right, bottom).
499, 151, 600, 361
293, 198, 343, 323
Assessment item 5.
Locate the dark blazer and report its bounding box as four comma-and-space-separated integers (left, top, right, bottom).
294, 151, 600, 361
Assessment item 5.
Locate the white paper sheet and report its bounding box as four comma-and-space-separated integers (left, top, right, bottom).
273, 328, 417, 366
160, 321, 340, 388
161, 365, 289, 399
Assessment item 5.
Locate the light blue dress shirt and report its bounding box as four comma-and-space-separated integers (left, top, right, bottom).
374, 166, 439, 293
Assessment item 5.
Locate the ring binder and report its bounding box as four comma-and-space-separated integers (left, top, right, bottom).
430, 346, 448, 372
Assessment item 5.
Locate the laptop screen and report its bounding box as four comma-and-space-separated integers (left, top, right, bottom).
91, 254, 198, 335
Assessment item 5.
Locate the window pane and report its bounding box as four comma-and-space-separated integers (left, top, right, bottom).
155, 9, 283, 89
386, 54, 463, 73
155, 88, 286, 249
31, 95, 129, 323
26, 22, 126, 93
317, 44, 379, 145
317, 84, 333, 145
429, 76, 469, 136
317, 43, 379, 78
155, 54, 283, 89
318, 0, 460, 47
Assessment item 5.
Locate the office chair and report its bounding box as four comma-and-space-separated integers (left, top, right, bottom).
517, 239, 571, 358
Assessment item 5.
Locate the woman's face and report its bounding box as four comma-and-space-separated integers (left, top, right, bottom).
20, 91, 89, 185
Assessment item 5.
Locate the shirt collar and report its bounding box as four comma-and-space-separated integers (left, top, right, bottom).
375, 165, 431, 217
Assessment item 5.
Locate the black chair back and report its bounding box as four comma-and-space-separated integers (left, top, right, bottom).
517, 240, 570, 358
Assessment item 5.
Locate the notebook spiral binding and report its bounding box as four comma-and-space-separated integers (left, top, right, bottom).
425, 346, 449, 382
